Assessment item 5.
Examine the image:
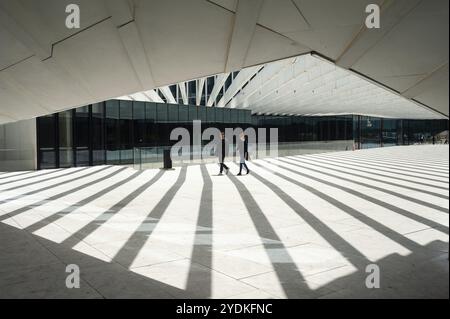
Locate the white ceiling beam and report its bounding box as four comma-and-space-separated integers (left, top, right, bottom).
160, 86, 176, 104
143, 89, 164, 103
218, 65, 263, 107
241, 56, 322, 110
128, 92, 150, 102
206, 73, 230, 106
115, 95, 133, 100
196, 78, 206, 105
224, 0, 264, 72
230, 58, 295, 108
178, 82, 188, 105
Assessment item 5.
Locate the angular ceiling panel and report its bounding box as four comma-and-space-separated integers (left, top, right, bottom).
258, 0, 309, 33
0, 0, 110, 58
0, 27, 31, 69
51, 19, 142, 102
244, 26, 310, 67
0, 0, 447, 123
352, 0, 449, 87
135, 0, 234, 86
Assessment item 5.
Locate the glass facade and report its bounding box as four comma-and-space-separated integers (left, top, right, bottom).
36, 100, 449, 169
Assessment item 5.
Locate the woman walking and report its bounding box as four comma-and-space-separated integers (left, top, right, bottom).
237, 132, 250, 175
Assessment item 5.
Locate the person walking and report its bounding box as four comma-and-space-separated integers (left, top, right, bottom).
237, 132, 250, 176
217, 131, 229, 175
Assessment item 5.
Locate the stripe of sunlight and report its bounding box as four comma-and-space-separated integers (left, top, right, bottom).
243, 161, 431, 292
329, 147, 450, 166
0, 166, 111, 218
0, 166, 91, 202
312, 146, 449, 168
220, 162, 324, 299
0, 170, 35, 181
319, 148, 450, 168
225, 162, 378, 294
315, 153, 450, 179
281, 156, 449, 212
59, 168, 166, 256
130, 165, 202, 270
294, 155, 449, 198
275, 157, 450, 224
132, 166, 222, 298
179, 162, 292, 299
105, 166, 187, 275
308, 153, 449, 186
335, 154, 450, 172
302, 155, 448, 192
311, 147, 450, 166
0, 169, 68, 192
318, 152, 450, 178
325, 145, 448, 161
0, 166, 126, 228
325, 154, 449, 177
250, 160, 433, 260
250, 161, 426, 260
262, 158, 449, 235
25, 168, 143, 243
185, 164, 213, 298
0, 168, 64, 187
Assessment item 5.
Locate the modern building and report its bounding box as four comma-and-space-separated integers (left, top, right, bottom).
2, 53, 449, 171
32, 100, 447, 170
0, 0, 448, 300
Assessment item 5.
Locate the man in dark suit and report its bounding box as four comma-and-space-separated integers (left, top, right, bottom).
218, 131, 229, 175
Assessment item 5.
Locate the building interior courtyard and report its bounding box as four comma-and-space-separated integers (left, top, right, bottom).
0, 0, 448, 301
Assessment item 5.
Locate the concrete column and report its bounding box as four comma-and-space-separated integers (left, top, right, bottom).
0, 118, 37, 171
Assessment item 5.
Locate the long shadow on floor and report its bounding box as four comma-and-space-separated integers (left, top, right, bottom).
0, 166, 124, 222
0, 161, 448, 298
0, 222, 189, 298
0, 170, 35, 181
324, 154, 450, 175
0, 166, 109, 209
261, 159, 449, 234
110, 166, 187, 269
1, 189, 447, 298
277, 157, 449, 213
250, 161, 435, 255
310, 155, 449, 182
185, 165, 213, 297
308, 154, 450, 191
227, 169, 316, 298
288, 156, 449, 199
60, 169, 166, 248
0, 168, 64, 187
1, 167, 90, 193
25, 170, 144, 233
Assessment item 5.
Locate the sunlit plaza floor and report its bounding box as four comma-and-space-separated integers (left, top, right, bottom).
0, 145, 448, 298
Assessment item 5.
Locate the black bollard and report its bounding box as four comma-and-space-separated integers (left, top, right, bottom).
163, 149, 172, 169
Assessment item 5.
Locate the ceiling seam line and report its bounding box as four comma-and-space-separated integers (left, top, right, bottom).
41, 16, 113, 62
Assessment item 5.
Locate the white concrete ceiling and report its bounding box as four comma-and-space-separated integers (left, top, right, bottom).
0, 0, 448, 124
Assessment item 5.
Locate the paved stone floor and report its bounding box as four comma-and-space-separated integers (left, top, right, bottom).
0, 145, 448, 298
